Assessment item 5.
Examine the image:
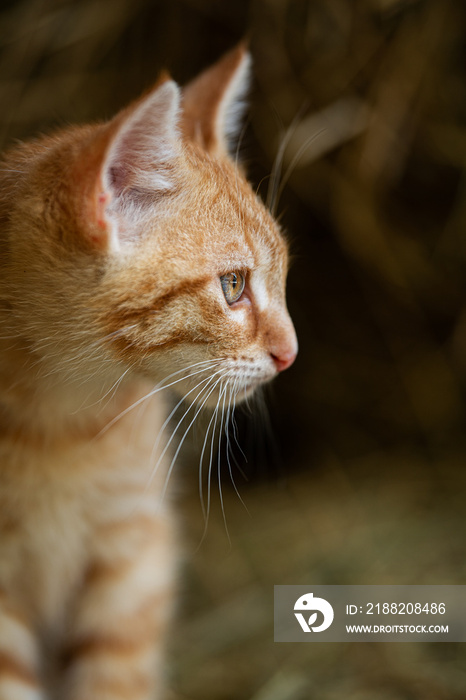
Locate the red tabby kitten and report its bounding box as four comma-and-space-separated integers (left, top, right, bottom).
0, 46, 297, 700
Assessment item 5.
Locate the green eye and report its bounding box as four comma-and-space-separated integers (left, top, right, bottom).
220, 271, 245, 305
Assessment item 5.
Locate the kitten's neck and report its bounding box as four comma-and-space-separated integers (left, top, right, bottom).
0, 320, 146, 446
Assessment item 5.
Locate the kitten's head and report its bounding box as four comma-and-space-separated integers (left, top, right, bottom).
1, 46, 297, 408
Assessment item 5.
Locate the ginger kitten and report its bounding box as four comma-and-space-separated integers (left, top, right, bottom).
0, 46, 297, 700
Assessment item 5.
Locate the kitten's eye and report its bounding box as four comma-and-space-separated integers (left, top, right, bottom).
220, 271, 245, 305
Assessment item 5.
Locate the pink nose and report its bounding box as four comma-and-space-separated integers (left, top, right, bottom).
271, 349, 297, 373
263, 309, 298, 373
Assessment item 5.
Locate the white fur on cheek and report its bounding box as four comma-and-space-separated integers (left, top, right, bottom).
231, 307, 248, 324
252, 276, 269, 312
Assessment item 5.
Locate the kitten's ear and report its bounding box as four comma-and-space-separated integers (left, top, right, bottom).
182, 43, 251, 157
77, 78, 180, 251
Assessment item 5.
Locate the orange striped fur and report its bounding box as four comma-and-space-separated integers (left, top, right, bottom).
0, 45, 297, 699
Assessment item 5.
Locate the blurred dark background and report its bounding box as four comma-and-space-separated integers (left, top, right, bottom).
2, 1, 466, 698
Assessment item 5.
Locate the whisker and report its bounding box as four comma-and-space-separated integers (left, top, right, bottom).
230, 389, 248, 466
147, 367, 227, 488
225, 379, 250, 514
275, 129, 326, 206
198, 381, 228, 547
217, 380, 231, 545
267, 105, 308, 215
96, 359, 221, 437
198, 375, 231, 521
158, 371, 230, 505
70, 365, 133, 414
255, 387, 283, 477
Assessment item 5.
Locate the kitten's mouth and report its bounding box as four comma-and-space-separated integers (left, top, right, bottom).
195, 373, 270, 409
164, 356, 274, 408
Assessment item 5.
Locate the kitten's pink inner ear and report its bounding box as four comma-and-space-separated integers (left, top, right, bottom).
182, 43, 250, 155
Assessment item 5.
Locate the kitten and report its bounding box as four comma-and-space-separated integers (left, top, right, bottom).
0, 45, 297, 700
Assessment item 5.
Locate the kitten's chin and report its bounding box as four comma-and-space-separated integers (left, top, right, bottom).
197, 377, 269, 409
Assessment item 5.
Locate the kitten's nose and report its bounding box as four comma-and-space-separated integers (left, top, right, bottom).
271, 349, 297, 373
267, 315, 298, 373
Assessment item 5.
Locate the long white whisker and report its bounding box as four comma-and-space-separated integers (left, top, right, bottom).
267, 106, 307, 215
230, 389, 248, 465
96, 359, 220, 437
225, 379, 250, 514
275, 129, 326, 207
158, 372, 229, 504
70, 365, 133, 414
198, 377, 228, 521
199, 381, 228, 546
228, 380, 249, 481
217, 380, 231, 545
147, 367, 227, 488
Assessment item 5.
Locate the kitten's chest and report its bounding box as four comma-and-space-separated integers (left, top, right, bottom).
25, 477, 89, 625
0, 392, 169, 626
0, 458, 91, 626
